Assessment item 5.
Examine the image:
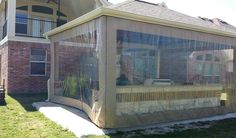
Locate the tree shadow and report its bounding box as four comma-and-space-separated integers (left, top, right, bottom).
8, 93, 47, 112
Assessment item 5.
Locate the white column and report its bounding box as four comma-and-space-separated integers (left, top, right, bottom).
7, 0, 16, 38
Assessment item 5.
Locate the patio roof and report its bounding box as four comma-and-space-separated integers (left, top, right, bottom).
58, 0, 111, 17
44, 0, 236, 38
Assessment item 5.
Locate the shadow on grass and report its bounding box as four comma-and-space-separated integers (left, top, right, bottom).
8, 93, 47, 112
0, 100, 6, 106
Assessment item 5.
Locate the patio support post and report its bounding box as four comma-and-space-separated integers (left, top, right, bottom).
105, 17, 117, 127
7, 0, 16, 38
47, 41, 55, 101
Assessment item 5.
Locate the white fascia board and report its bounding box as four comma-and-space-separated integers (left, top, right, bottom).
0, 36, 50, 46
9, 36, 50, 44
44, 7, 236, 38
0, 36, 8, 46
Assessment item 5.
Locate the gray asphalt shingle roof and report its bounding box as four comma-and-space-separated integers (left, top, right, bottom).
108, 0, 236, 34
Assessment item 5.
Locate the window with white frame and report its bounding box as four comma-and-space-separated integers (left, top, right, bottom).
16, 13, 28, 35
30, 48, 47, 76
16, 5, 68, 38
194, 54, 222, 84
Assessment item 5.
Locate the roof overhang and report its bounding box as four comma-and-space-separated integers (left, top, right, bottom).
44, 7, 236, 38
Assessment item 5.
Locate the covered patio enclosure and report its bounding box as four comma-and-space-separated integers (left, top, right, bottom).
46, 8, 236, 128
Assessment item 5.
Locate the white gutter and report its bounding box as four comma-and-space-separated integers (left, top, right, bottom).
44, 7, 236, 38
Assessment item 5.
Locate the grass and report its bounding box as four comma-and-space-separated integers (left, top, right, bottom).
88, 118, 236, 138
87, 118, 236, 138
2, 94, 236, 138
0, 94, 76, 138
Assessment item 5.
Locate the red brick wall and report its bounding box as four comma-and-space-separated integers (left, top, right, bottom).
56, 45, 82, 80
6, 41, 50, 94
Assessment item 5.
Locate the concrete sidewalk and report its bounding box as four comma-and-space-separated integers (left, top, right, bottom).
33, 102, 236, 138
32, 102, 113, 138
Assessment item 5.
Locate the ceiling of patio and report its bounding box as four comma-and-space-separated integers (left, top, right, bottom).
59, 0, 96, 18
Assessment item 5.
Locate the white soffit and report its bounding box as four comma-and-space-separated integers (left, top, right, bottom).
60, 0, 95, 17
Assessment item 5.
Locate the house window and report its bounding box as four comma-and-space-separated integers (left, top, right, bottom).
30, 48, 46, 76
205, 54, 213, 61
57, 19, 67, 27
196, 55, 203, 61
15, 13, 28, 35
57, 11, 67, 17
195, 62, 203, 75
16, 6, 28, 11
194, 54, 222, 84
32, 5, 53, 15
15, 4, 68, 38
215, 56, 220, 62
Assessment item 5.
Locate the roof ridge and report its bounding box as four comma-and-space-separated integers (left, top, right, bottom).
134, 0, 158, 6
108, 0, 136, 9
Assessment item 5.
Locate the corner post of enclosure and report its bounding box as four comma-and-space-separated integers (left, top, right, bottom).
7, 0, 16, 38
105, 16, 117, 128
47, 41, 55, 101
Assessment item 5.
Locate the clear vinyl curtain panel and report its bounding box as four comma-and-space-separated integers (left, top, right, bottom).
115, 30, 234, 115
53, 18, 102, 108
111, 17, 236, 127
116, 29, 232, 87
50, 16, 236, 128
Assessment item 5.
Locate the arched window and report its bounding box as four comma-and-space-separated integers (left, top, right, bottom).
16, 6, 28, 11
16, 4, 68, 37
32, 5, 53, 15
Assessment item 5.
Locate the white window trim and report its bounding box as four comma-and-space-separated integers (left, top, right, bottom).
30, 48, 47, 76
15, 11, 29, 36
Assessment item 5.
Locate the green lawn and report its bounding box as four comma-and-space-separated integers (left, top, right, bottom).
88, 119, 236, 138
88, 118, 236, 138
0, 94, 76, 138
1, 94, 236, 138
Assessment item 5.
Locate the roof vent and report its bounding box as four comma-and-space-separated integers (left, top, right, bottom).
159, 2, 168, 8
198, 16, 213, 23
212, 18, 229, 26
135, 0, 158, 6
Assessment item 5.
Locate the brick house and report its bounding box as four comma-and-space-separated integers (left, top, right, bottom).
0, 0, 110, 93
